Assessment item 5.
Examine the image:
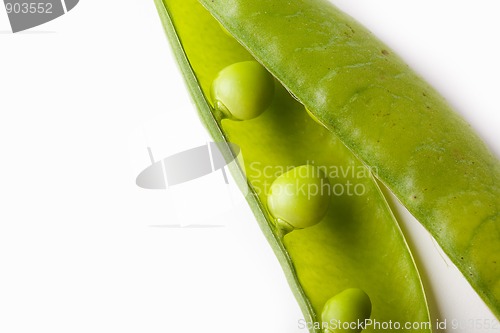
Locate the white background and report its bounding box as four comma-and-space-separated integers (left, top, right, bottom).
0, 1, 499, 332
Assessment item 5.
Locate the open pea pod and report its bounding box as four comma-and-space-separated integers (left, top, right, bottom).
154, 0, 433, 331
194, 0, 500, 320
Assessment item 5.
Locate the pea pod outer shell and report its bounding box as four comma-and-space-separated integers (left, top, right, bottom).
198, 0, 500, 318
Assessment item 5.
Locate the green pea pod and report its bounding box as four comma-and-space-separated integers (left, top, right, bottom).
154, 0, 433, 331
195, 0, 500, 319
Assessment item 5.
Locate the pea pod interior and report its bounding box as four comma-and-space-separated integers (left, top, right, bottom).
197, 0, 500, 319
155, 0, 431, 331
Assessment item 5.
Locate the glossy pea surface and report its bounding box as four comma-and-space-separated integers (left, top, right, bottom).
267, 165, 330, 230
211, 60, 274, 120
321, 288, 372, 333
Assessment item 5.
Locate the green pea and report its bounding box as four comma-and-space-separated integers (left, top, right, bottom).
321, 288, 372, 333
210, 60, 275, 120
267, 165, 330, 232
